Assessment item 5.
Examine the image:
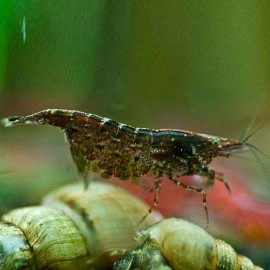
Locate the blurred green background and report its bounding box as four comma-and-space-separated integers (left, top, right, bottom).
1, 1, 270, 268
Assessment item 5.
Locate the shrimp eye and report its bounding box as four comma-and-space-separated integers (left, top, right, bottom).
212, 140, 219, 146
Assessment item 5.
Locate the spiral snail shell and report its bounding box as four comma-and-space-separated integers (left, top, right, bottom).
0, 182, 262, 270
0, 182, 161, 269
114, 217, 263, 270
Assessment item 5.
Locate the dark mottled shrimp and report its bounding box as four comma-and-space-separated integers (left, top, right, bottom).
1, 109, 252, 224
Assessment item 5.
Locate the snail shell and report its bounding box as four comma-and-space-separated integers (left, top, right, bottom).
114, 218, 263, 270
0, 183, 262, 270
0, 182, 162, 269
0, 222, 35, 269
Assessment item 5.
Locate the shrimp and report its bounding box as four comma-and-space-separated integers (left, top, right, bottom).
1, 109, 254, 224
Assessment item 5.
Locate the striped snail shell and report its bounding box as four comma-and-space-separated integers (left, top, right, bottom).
0, 182, 262, 270
114, 218, 263, 270
0, 182, 162, 269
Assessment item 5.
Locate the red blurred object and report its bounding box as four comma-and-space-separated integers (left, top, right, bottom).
107, 171, 270, 247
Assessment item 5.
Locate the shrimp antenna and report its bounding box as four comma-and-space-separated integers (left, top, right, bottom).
239, 94, 266, 143
239, 110, 258, 143
247, 143, 270, 161
249, 147, 269, 176
231, 154, 261, 164
241, 117, 270, 143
